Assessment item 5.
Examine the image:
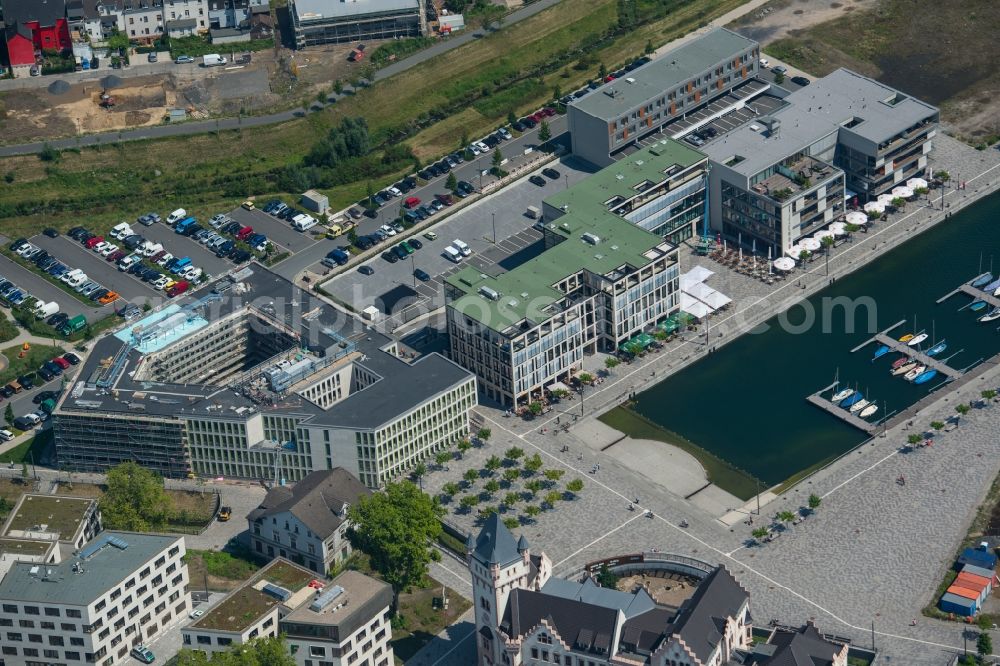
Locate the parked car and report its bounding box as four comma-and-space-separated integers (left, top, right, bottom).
43, 228, 59, 238
381, 251, 398, 264
542, 167, 561, 179
791, 75, 810, 87
408, 238, 422, 250
63, 352, 80, 365
529, 175, 546, 187
414, 268, 431, 282
175, 55, 195, 64
358, 265, 374, 276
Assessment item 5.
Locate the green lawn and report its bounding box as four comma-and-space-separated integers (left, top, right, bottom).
0, 313, 18, 343
0, 343, 63, 386
0, 430, 52, 464
598, 406, 760, 500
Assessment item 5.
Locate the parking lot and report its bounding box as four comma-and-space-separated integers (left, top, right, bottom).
0, 251, 101, 323
225, 206, 319, 255
321, 156, 596, 323
129, 222, 233, 279
29, 234, 161, 304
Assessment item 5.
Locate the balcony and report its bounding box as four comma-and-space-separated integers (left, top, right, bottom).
752, 156, 837, 202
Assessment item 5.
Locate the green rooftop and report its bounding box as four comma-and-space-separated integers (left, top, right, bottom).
192, 559, 315, 633
446, 140, 699, 331
3, 495, 94, 540
0, 537, 53, 558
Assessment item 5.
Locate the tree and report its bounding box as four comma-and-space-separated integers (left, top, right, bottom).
492, 147, 503, 171
39, 143, 61, 163
477, 427, 492, 442
100, 462, 173, 532
605, 357, 620, 372
578, 372, 595, 385
644, 40, 654, 55
524, 453, 544, 475
982, 389, 997, 402
460, 495, 479, 511
544, 469, 565, 483
566, 478, 584, 493
525, 479, 543, 496
503, 468, 521, 484
774, 71, 785, 85
443, 481, 461, 497
457, 439, 472, 456
524, 504, 541, 520
595, 563, 619, 588
503, 517, 520, 530
891, 197, 906, 209
821, 235, 835, 275
21, 462, 29, 483
361, 64, 377, 84
446, 171, 458, 192
484, 479, 501, 496
435, 451, 453, 467
552, 84, 562, 100
505, 446, 525, 461
752, 527, 770, 540
956, 403, 971, 416
4, 404, 13, 425
412, 462, 427, 489
544, 491, 562, 507
538, 120, 551, 144
333, 79, 344, 95
528, 401, 543, 416
176, 635, 295, 665
934, 170, 951, 183
930, 421, 945, 431
808, 494, 821, 510
507, 110, 517, 126
777, 510, 796, 525
907, 434, 923, 445
459, 130, 469, 150
798, 249, 810, 264
599, 62, 608, 80
478, 506, 498, 518
485, 455, 502, 474
503, 492, 520, 508
978, 631, 993, 660
347, 481, 443, 595
463, 468, 479, 485
365, 181, 376, 210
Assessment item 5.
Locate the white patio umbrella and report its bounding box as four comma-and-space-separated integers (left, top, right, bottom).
813, 230, 835, 242
877, 193, 895, 204
892, 185, 914, 199
846, 211, 869, 226
787, 244, 805, 259
829, 222, 847, 236
907, 177, 928, 190
864, 201, 885, 214
773, 257, 795, 272
800, 238, 821, 252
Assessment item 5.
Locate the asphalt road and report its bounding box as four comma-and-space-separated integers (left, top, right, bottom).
0, 0, 567, 157
271, 118, 569, 282
0, 253, 102, 323
224, 207, 319, 255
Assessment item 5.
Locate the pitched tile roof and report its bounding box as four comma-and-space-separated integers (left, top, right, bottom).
3, 0, 67, 26
247, 468, 369, 539
471, 513, 523, 567
669, 566, 748, 663
756, 623, 844, 666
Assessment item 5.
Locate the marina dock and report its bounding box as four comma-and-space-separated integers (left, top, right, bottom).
805, 382, 878, 435
850, 319, 963, 379
937, 283, 1000, 309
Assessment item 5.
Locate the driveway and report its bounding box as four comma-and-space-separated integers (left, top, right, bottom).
225, 206, 318, 254
30, 235, 160, 305
0, 253, 100, 322
132, 223, 233, 279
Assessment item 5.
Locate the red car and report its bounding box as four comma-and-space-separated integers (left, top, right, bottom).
236, 226, 253, 240
84, 235, 104, 249
541, 107, 556, 117
530, 112, 544, 122
107, 249, 126, 262
167, 280, 189, 297
52, 356, 71, 370
435, 193, 453, 206
404, 196, 421, 209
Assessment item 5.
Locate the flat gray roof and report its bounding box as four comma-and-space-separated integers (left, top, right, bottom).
569, 28, 757, 121
293, 0, 419, 21
784, 68, 938, 144
0, 532, 179, 605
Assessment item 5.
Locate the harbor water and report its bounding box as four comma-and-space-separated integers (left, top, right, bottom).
631, 192, 1000, 485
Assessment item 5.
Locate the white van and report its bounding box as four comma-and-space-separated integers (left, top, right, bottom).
141, 241, 163, 257
60, 269, 83, 283
166, 208, 187, 225
203, 54, 228, 67
118, 255, 141, 271
111, 222, 131, 239
452, 239, 471, 256
66, 273, 88, 288
444, 246, 462, 262
34, 301, 58, 319
291, 214, 317, 231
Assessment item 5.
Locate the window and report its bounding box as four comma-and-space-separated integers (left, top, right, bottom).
19, 620, 34, 628
197, 635, 211, 645
66, 651, 81, 660
61, 623, 76, 631
2, 604, 16, 613
71, 638, 85, 646
49, 635, 64, 646
24, 606, 39, 615
28, 634, 42, 643
1, 646, 15, 656
44, 607, 60, 617
23, 647, 38, 657
0, 618, 10, 626
44, 649, 60, 658
7, 632, 22, 641
40, 622, 54, 630
310, 646, 325, 657
66, 610, 81, 619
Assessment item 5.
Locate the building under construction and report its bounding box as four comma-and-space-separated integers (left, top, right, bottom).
53, 265, 476, 488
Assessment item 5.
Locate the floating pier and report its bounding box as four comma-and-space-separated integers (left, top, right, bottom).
937, 275, 1000, 308
805, 382, 878, 435
851, 320, 963, 379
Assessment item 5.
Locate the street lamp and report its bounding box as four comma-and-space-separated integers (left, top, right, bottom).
410, 255, 416, 287
491, 212, 497, 244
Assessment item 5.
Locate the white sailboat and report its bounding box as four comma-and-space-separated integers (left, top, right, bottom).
892, 362, 918, 376
859, 404, 878, 418
907, 333, 928, 347
831, 388, 853, 403
849, 399, 870, 414
904, 364, 927, 381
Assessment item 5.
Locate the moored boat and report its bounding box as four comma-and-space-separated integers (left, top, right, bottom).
972, 273, 994, 288
871, 344, 890, 360
831, 388, 854, 403
971, 300, 988, 312
891, 356, 912, 369
859, 404, 878, 418
892, 361, 918, 376
926, 341, 947, 357
907, 333, 928, 347
898, 333, 915, 342
984, 277, 1000, 292
904, 364, 927, 381
840, 391, 864, 408
979, 307, 1000, 323
913, 369, 938, 385
849, 399, 870, 414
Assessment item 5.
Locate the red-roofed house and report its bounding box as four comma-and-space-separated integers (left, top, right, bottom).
2, 0, 71, 78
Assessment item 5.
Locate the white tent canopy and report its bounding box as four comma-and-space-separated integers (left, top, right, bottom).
800, 238, 821, 251
684, 281, 731, 310
845, 211, 869, 226
829, 222, 847, 236
773, 257, 795, 271
680, 293, 711, 319
877, 193, 895, 204
907, 177, 928, 190
787, 244, 805, 258
680, 266, 715, 290
813, 230, 835, 242
892, 185, 914, 199
864, 201, 885, 214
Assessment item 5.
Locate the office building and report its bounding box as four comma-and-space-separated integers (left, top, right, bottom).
446, 144, 690, 407
288, 0, 422, 48
568, 28, 760, 166
1, 494, 103, 555
702, 68, 938, 256
248, 468, 369, 574
468, 515, 752, 666
0, 531, 188, 666
53, 264, 477, 489
183, 560, 393, 666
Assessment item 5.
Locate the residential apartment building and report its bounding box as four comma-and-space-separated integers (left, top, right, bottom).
288, 0, 422, 48
0, 532, 188, 666
248, 468, 370, 574
183, 560, 393, 666
53, 264, 476, 489
446, 144, 687, 407
702, 68, 938, 255
207, 0, 265, 29
468, 515, 752, 666
1, 494, 103, 552
568, 27, 760, 166
2, 0, 72, 77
